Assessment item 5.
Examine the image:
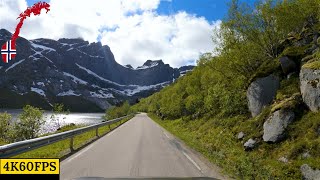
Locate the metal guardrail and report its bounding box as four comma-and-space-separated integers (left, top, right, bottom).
0, 115, 131, 158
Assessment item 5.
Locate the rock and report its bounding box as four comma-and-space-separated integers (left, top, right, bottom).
244, 138, 256, 151
237, 132, 245, 140
302, 152, 311, 159
300, 65, 320, 112
300, 164, 320, 180
278, 157, 288, 163
247, 75, 280, 117
279, 56, 297, 75
263, 109, 295, 143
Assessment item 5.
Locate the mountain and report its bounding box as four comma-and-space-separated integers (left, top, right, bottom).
0, 29, 194, 112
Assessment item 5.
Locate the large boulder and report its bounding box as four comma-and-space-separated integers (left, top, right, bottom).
263, 109, 295, 143
300, 62, 320, 112
247, 75, 280, 117
300, 164, 320, 180
279, 56, 297, 75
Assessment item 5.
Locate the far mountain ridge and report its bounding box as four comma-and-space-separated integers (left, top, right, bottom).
0, 29, 194, 111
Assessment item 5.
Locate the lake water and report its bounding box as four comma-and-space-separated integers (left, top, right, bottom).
0, 109, 105, 134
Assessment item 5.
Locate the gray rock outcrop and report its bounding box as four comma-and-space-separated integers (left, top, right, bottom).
263, 109, 295, 143
301, 164, 320, 180
247, 75, 280, 117
300, 66, 320, 112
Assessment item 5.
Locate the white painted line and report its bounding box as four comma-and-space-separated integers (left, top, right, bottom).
182, 151, 202, 171
107, 130, 115, 136
163, 132, 170, 139
67, 143, 95, 163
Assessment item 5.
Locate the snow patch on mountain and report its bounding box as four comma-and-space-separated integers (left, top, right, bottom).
30, 42, 56, 52
5, 59, 25, 72
76, 63, 124, 86
57, 90, 81, 96
63, 72, 88, 85
37, 82, 45, 86
31, 87, 45, 96
136, 62, 159, 70
90, 91, 114, 98
75, 49, 104, 59
119, 81, 170, 96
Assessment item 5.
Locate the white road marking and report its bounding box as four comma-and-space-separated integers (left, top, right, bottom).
107, 130, 115, 136
66, 143, 95, 163
163, 132, 170, 139
182, 151, 202, 171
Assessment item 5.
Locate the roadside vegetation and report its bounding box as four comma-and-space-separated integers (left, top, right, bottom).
0, 102, 133, 159
105, 101, 132, 119
127, 0, 320, 179
15, 116, 132, 159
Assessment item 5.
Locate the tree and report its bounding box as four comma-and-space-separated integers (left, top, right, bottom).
0, 112, 11, 140
10, 105, 44, 141
50, 103, 69, 131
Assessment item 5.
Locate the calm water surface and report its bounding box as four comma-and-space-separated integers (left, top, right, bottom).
0, 109, 105, 134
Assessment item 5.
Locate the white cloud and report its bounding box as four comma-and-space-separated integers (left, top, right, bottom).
0, 0, 220, 68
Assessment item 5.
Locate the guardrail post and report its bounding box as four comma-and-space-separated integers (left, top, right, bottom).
70, 137, 74, 152
96, 127, 99, 137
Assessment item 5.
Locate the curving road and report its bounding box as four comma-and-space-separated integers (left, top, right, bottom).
60, 113, 226, 180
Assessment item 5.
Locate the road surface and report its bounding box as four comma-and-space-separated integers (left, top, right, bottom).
61, 113, 226, 180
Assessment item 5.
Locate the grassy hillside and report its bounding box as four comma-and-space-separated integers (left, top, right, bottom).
131, 0, 320, 179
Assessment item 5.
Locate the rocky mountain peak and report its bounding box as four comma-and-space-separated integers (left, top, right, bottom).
0, 29, 194, 111
0, 29, 12, 40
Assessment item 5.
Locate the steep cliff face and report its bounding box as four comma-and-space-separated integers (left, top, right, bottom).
0, 29, 194, 111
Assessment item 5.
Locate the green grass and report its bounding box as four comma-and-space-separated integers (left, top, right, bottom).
148, 112, 320, 179
11, 116, 133, 159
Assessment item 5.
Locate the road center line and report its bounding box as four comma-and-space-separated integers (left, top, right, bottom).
182, 151, 202, 171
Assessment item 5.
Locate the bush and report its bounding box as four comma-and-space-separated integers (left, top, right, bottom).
50, 103, 69, 131
0, 112, 11, 140
9, 105, 44, 142
105, 101, 132, 119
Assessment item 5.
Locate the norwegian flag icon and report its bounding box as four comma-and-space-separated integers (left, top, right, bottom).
1, 40, 17, 63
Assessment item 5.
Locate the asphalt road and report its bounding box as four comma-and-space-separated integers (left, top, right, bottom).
61, 113, 226, 180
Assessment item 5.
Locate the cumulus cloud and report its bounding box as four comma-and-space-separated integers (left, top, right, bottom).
0, 0, 220, 67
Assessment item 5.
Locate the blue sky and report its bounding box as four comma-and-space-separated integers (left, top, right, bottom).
26, 0, 256, 22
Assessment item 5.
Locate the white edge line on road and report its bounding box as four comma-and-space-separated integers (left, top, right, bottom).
64, 118, 133, 164
182, 151, 202, 171
66, 143, 95, 163
163, 132, 170, 139
107, 130, 115, 136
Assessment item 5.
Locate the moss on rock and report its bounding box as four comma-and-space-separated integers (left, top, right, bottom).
302, 61, 320, 70
271, 93, 302, 113
282, 46, 309, 57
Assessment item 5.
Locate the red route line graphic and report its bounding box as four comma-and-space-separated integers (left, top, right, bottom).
11, 1, 51, 45
1, 1, 50, 63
